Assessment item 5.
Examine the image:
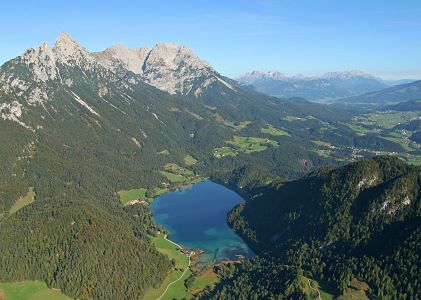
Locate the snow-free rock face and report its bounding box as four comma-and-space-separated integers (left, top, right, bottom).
0, 32, 240, 130
0, 33, 128, 129
321, 70, 377, 80
236, 70, 287, 84
1, 33, 97, 98
91, 44, 150, 76
93, 43, 221, 96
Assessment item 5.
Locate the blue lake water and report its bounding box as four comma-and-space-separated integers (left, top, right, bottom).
150, 180, 254, 267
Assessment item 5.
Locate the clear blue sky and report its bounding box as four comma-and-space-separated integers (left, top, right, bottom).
1, 0, 420, 79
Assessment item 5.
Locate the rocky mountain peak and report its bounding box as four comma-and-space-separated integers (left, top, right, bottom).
321, 70, 374, 80
146, 43, 211, 71
93, 42, 218, 95
53, 32, 92, 64
236, 70, 287, 84
20, 42, 57, 82
92, 44, 150, 75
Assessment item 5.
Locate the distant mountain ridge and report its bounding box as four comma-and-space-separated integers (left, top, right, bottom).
338, 79, 421, 105
236, 70, 415, 102
92, 43, 235, 97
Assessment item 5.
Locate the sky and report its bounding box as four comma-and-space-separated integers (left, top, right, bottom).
1, 0, 420, 79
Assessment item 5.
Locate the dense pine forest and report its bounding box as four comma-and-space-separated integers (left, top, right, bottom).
206, 156, 420, 299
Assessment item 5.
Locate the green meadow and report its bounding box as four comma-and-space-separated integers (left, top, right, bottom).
143, 234, 191, 300
0, 281, 70, 300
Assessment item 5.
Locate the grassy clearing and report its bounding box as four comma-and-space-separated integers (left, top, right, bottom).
214, 113, 251, 131
161, 171, 187, 183
153, 234, 188, 269
161, 163, 193, 183
337, 278, 369, 300
118, 188, 148, 205
0, 281, 70, 300
299, 276, 335, 300
144, 234, 191, 300
188, 268, 219, 297
282, 115, 317, 122
184, 155, 197, 166
366, 111, 420, 129
9, 187, 35, 215
160, 163, 203, 185
314, 149, 332, 158
213, 147, 238, 158
159, 161, 205, 187
154, 187, 170, 196
405, 156, 421, 166
344, 122, 378, 136
164, 163, 194, 177
261, 125, 290, 137
158, 149, 170, 155
204, 105, 217, 111
118, 160, 202, 205
313, 140, 332, 147
379, 135, 414, 151
226, 136, 278, 154
213, 136, 278, 158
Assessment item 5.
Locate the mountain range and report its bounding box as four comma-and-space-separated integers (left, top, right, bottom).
0, 33, 419, 299
237, 70, 418, 103
339, 79, 421, 105
0, 32, 351, 298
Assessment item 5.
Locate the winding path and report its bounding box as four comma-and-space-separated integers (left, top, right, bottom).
307, 278, 322, 300
156, 235, 191, 300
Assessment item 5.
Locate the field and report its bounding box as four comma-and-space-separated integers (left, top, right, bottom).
144, 234, 191, 300
158, 149, 170, 155
314, 149, 332, 158
153, 187, 170, 196
184, 155, 197, 166
187, 267, 219, 297
9, 187, 35, 215
213, 146, 238, 158
282, 115, 317, 122
118, 162, 203, 205
345, 122, 379, 135
160, 163, 197, 183
226, 136, 278, 154
366, 111, 420, 129
261, 125, 290, 137
164, 163, 194, 177
312, 140, 332, 147
380, 135, 413, 151
160, 171, 188, 183
406, 156, 421, 166
118, 188, 148, 205
214, 136, 278, 158
299, 276, 334, 300
214, 113, 251, 131
337, 278, 369, 300
0, 281, 70, 300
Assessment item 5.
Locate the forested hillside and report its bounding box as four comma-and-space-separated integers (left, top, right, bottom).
206, 156, 421, 299
0, 33, 355, 299
1, 33, 420, 299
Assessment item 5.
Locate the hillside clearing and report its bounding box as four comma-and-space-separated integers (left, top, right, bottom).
0, 281, 70, 300
9, 187, 35, 215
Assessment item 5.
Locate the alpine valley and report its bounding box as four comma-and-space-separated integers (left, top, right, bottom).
0, 33, 420, 300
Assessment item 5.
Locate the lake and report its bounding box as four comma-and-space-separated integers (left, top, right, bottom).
150, 180, 254, 267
